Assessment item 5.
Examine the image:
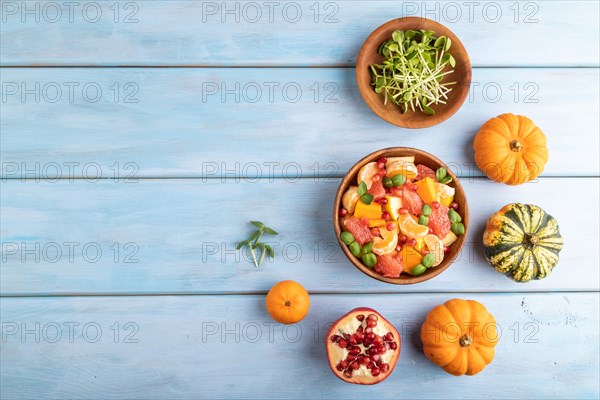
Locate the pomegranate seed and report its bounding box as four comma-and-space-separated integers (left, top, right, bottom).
365, 331, 375, 341
357, 325, 364, 333
372, 174, 381, 183
362, 356, 371, 365
395, 244, 402, 252
340, 360, 348, 369
444, 246, 451, 254
382, 212, 391, 221
377, 169, 386, 177
450, 202, 459, 210
410, 184, 418, 191
371, 353, 381, 362
355, 332, 364, 343
356, 314, 365, 322
380, 363, 390, 373
357, 355, 364, 363
432, 201, 440, 209
390, 342, 398, 350
377, 161, 385, 169
399, 208, 409, 215
336, 363, 344, 371
339, 208, 348, 217
350, 361, 359, 370
373, 335, 383, 346
378, 198, 388, 205
349, 347, 360, 356
415, 173, 422, 180
330, 335, 340, 343
370, 228, 380, 237
349, 336, 357, 345
378, 346, 387, 355
346, 354, 355, 362
377, 156, 387, 165
421, 248, 429, 256
385, 332, 394, 341
371, 367, 381, 377
366, 319, 377, 328
368, 313, 378, 321
337, 339, 348, 348
344, 370, 352, 378
343, 333, 350, 340
386, 222, 396, 231
406, 238, 417, 247
365, 327, 373, 334
399, 235, 408, 244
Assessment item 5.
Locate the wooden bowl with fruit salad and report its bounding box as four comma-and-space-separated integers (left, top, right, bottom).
333, 148, 469, 284
356, 17, 471, 128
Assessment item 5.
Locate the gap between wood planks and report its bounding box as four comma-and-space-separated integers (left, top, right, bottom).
2, 290, 599, 298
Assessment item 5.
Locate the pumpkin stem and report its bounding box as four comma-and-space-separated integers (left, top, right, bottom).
285, 301, 291, 307
459, 334, 473, 347
510, 140, 523, 152
529, 235, 540, 246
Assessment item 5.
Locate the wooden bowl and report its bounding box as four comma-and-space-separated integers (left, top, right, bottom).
356, 17, 471, 128
333, 148, 469, 284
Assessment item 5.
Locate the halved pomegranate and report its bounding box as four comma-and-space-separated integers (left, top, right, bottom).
325, 308, 401, 385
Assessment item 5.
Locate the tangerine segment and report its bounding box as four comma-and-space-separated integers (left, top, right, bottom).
398, 214, 429, 239
386, 161, 418, 180
424, 234, 445, 266
372, 231, 399, 256
342, 186, 360, 214
357, 162, 380, 189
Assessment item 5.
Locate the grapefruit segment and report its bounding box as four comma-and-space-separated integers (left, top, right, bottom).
374, 253, 403, 278
343, 217, 372, 246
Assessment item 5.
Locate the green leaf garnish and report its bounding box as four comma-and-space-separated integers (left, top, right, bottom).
237, 221, 278, 268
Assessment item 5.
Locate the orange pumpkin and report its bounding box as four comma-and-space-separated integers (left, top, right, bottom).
265, 280, 310, 324
421, 298, 498, 376
473, 113, 548, 185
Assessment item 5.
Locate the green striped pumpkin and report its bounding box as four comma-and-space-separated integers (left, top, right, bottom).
483, 203, 563, 282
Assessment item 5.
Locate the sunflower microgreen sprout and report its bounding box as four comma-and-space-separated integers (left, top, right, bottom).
370, 29, 457, 115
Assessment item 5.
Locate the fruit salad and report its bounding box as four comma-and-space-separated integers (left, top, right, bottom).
338, 156, 465, 278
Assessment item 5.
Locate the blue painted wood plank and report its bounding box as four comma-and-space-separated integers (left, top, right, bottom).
1, 293, 598, 399
1, 68, 598, 178
1, 1, 598, 67
1, 177, 597, 295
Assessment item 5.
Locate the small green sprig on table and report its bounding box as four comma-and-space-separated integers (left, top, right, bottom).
370, 29, 457, 115
236, 221, 278, 268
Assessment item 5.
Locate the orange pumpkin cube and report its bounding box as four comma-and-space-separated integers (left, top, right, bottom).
354, 201, 383, 220
399, 245, 423, 274
415, 177, 439, 204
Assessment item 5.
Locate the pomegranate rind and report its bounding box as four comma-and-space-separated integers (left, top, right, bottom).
325, 307, 401, 385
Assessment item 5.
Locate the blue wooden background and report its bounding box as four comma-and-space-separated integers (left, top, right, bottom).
1, 1, 599, 398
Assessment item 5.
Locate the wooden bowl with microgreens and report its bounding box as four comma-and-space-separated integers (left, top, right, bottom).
356, 17, 471, 128
333, 148, 469, 285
